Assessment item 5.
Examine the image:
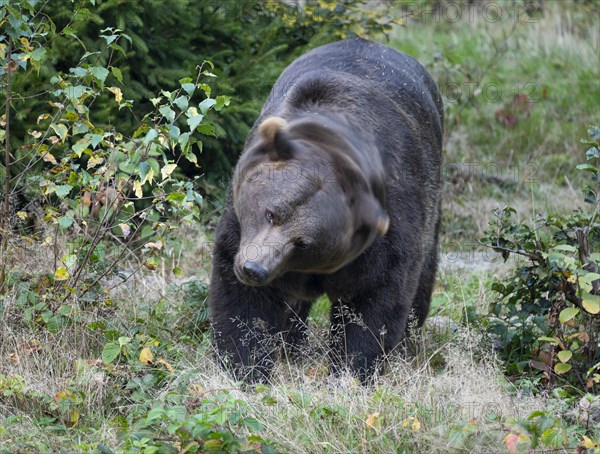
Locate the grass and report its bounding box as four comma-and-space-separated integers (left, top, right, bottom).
1, 1, 599, 452
390, 0, 599, 242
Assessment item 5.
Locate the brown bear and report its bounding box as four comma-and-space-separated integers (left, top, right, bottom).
209, 38, 443, 384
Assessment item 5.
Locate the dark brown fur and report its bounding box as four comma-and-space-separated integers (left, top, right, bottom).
209, 38, 443, 383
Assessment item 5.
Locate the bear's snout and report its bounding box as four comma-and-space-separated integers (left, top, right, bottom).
239, 260, 269, 285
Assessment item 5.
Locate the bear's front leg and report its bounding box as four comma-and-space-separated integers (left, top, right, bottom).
329, 282, 414, 384
208, 207, 287, 384
209, 268, 287, 383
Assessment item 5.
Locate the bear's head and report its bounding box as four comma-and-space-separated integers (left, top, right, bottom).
232, 116, 389, 286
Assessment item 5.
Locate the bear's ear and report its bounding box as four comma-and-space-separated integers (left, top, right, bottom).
355, 193, 390, 237
258, 116, 287, 141
258, 116, 294, 161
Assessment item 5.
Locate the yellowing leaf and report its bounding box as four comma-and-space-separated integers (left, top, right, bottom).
41, 151, 58, 165
503, 433, 520, 454
54, 266, 70, 281
157, 358, 174, 375
133, 180, 143, 198
87, 155, 104, 169
204, 440, 222, 450
582, 293, 600, 314
581, 435, 598, 448
107, 86, 123, 103
145, 241, 163, 251
54, 389, 73, 403
16, 211, 27, 220
139, 347, 154, 365
68, 409, 80, 427
116, 223, 130, 239
144, 258, 158, 271
145, 338, 160, 347
557, 350, 572, 363
554, 363, 572, 375
141, 167, 154, 185
402, 416, 420, 431
365, 412, 380, 431
189, 384, 204, 398
558, 307, 579, 324
20, 37, 33, 51
578, 331, 590, 343
411, 417, 421, 431
161, 163, 177, 180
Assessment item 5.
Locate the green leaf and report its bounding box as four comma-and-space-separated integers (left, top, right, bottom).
50, 123, 68, 142
143, 128, 158, 145
214, 95, 231, 111
89, 66, 109, 85
558, 307, 579, 324
241, 416, 263, 432
29, 46, 46, 62
111, 66, 123, 83
557, 350, 572, 363
173, 96, 188, 112
62, 254, 77, 270
580, 272, 600, 293
199, 83, 211, 98
169, 125, 180, 140
161, 90, 175, 102
199, 98, 217, 115
181, 83, 195, 96
580, 272, 600, 285
167, 192, 185, 204
63, 85, 87, 102
178, 132, 191, 152
72, 121, 90, 135
576, 163, 598, 174
139, 162, 150, 182
554, 363, 572, 375
58, 215, 74, 229
159, 106, 175, 124
187, 114, 204, 132
196, 123, 216, 137
71, 67, 89, 78
586, 146, 600, 159
72, 139, 91, 157
146, 407, 165, 423
551, 245, 577, 253
54, 185, 73, 198
102, 341, 121, 364
87, 133, 103, 148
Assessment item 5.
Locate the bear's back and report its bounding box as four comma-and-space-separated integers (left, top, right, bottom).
260, 38, 443, 149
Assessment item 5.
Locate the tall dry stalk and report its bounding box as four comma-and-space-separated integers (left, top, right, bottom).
0, 37, 13, 290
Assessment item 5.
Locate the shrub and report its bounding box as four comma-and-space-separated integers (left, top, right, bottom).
482, 127, 600, 394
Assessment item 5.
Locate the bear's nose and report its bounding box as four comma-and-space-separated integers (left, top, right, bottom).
242, 261, 269, 284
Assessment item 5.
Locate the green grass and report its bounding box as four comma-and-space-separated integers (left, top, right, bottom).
391, 1, 599, 242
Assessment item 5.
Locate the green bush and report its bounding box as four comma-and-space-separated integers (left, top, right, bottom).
4, 0, 395, 182
482, 127, 600, 394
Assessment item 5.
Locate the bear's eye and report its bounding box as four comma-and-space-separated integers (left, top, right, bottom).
265, 209, 275, 224
292, 237, 308, 249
